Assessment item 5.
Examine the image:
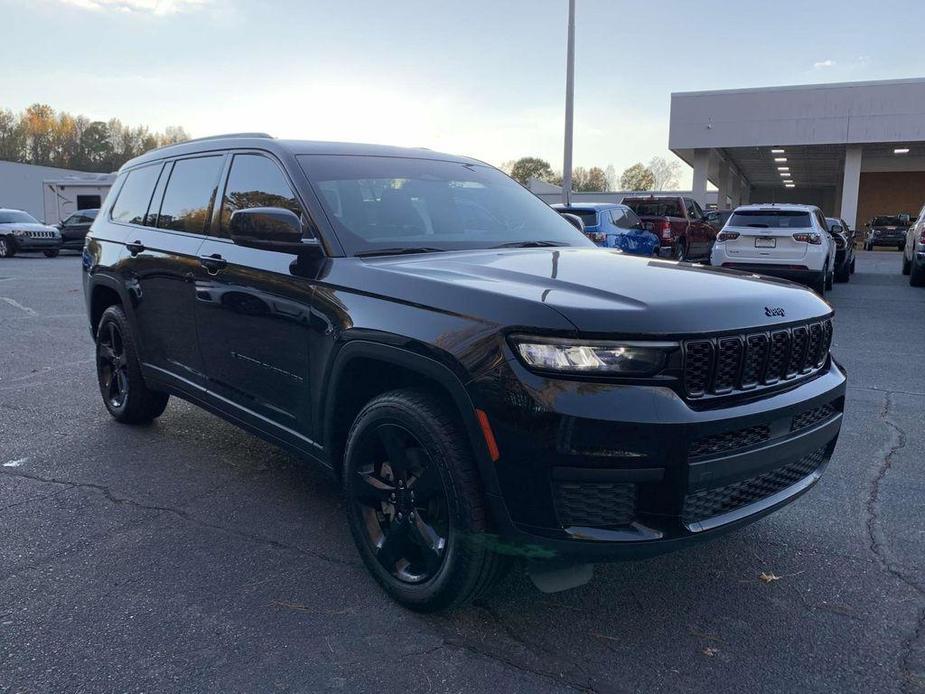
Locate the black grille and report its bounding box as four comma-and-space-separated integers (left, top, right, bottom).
554, 481, 636, 528
688, 424, 771, 459
682, 319, 833, 399
682, 446, 828, 525
791, 403, 837, 432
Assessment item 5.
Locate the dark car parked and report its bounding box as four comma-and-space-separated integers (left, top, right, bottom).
83, 134, 846, 610
0, 209, 62, 258
622, 195, 717, 261
826, 217, 856, 282
704, 208, 733, 231
864, 215, 911, 251
58, 209, 99, 251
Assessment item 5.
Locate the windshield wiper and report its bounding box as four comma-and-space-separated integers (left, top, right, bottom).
492, 240, 570, 249
355, 247, 446, 257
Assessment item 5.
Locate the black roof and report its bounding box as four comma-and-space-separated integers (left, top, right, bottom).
120, 134, 484, 171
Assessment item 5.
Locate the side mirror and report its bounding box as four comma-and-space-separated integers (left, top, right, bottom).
560, 212, 584, 232
229, 207, 322, 256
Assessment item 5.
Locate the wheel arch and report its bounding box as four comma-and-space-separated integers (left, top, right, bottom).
88, 276, 126, 337
321, 340, 502, 498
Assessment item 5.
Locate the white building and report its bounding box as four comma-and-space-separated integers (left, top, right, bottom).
670, 77, 925, 228
0, 160, 115, 224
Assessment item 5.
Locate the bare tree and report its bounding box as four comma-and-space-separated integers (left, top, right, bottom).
647, 156, 681, 191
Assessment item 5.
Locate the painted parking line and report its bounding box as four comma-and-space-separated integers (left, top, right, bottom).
3, 458, 28, 468
0, 297, 37, 316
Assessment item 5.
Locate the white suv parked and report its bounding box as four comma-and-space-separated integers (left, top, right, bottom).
901, 202, 925, 286
710, 204, 835, 296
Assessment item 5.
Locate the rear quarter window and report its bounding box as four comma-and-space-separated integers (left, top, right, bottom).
110, 164, 163, 225
623, 199, 683, 217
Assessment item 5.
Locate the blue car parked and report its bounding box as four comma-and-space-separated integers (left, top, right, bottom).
551, 202, 660, 256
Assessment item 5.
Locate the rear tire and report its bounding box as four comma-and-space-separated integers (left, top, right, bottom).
835, 261, 850, 283
911, 261, 925, 287
812, 266, 827, 296
43, 249, 59, 258
825, 262, 834, 290
673, 241, 686, 261
902, 253, 912, 275
850, 257, 856, 274
0, 238, 15, 258
95, 304, 169, 424
899, 243, 906, 252
343, 389, 508, 611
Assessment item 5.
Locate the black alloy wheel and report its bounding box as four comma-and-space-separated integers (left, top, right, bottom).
343, 389, 508, 611
0, 238, 14, 258
351, 422, 449, 584
95, 304, 169, 423
98, 320, 129, 411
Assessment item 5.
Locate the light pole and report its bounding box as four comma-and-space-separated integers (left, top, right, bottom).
561, 0, 575, 206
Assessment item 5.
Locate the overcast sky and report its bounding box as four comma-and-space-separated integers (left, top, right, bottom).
4, 0, 925, 184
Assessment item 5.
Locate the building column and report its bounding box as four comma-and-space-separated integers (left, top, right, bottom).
740, 176, 750, 205
716, 164, 730, 209
840, 145, 863, 229
692, 149, 709, 207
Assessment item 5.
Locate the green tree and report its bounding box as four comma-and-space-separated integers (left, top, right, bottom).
572, 166, 608, 192
619, 163, 656, 191
509, 157, 556, 186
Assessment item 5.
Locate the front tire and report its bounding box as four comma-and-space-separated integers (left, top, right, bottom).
343, 389, 506, 611
0, 237, 15, 258
96, 305, 169, 423
835, 260, 850, 283
850, 256, 856, 274
43, 249, 59, 258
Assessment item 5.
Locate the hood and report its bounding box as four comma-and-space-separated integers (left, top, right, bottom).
355, 248, 832, 337
0, 222, 59, 233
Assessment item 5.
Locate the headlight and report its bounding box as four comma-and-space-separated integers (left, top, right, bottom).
12, 229, 27, 237
511, 336, 675, 375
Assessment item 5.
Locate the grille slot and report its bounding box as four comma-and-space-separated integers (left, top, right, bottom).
682, 446, 828, 525
682, 319, 832, 399
553, 481, 637, 528
791, 403, 837, 432
688, 424, 771, 459
684, 341, 713, 397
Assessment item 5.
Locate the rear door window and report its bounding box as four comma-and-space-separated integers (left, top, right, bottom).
156, 156, 225, 235
110, 164, 163, 226
727, 210, 813, 229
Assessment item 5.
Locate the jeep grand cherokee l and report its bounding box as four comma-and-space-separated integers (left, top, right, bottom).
82, 134, 846, 611
0, 209, 62, 257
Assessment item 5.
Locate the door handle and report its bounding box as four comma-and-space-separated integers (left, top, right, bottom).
199, 253, 227, 275
126, 240, 145, 256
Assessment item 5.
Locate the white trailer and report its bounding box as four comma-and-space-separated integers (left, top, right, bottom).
43, 174, 115, 225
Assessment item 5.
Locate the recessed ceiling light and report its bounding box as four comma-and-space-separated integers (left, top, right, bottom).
771, 149, 786, 153
774, 157, 787, 162
785, 183, 796, 188
778, 166, 790, 171
779, 171, 791, 176
894, 148, 910, 154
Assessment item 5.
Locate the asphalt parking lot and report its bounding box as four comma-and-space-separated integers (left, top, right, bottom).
1, 250, 924, 693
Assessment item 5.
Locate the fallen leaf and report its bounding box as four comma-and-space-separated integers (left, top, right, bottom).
703, 647, 719, 657
759, 572, 781, 583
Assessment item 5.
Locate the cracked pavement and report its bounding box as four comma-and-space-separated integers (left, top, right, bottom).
1, 250, 923, 693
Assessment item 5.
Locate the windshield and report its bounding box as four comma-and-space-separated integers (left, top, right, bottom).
728, 210, 813, 229
298, 155, 593, 256
623, 199, 683, 217
0, 210, 39, 224
871, 216, 906, 227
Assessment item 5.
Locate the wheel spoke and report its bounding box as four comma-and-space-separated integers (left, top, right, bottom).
406, 448, 442, 501
376, 516, 410, 570
99, 344, 116, 363
409, 512, 446, 567
355, 467, 396, 507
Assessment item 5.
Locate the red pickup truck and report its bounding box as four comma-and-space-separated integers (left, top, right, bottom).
621, 195, 717, 261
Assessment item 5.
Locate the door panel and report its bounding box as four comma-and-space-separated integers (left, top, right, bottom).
194, 240, 315, 432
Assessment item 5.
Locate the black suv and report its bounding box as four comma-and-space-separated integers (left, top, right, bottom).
83, 134, 846, 611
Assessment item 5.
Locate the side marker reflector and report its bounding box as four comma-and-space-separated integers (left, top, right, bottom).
475, 409, 500, 462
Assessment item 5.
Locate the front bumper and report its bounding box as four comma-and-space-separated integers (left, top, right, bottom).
469, 357, 846, 563
10, 236, 62, 251
869, 234, 906, 246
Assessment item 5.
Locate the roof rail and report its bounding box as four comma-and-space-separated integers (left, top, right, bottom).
148, 132, 273, 153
